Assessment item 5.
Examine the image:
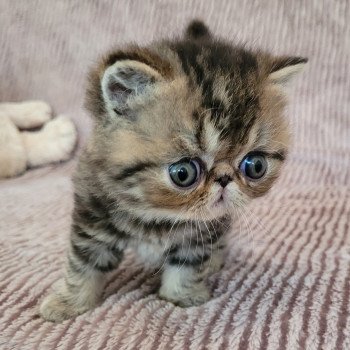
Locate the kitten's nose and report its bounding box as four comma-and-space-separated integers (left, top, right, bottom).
215, 175, 232, 188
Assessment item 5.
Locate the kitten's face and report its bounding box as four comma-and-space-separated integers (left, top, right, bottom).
86, 24, 306, 222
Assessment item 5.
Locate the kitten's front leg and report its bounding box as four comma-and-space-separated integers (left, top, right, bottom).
159, 246, 223, 307
40, 222, 124, 322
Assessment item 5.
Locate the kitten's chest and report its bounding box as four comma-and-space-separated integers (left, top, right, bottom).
129, 229, 183, 266
127, 224, 191, 266
128, 220, 226, 266
132, 238, 168, 266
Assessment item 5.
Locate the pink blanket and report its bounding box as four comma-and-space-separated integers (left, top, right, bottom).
1, 1, 349, 349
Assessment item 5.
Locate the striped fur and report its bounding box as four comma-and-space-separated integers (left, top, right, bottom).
40, 20, 306, 321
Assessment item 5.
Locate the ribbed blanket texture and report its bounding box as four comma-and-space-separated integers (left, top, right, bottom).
0, 1, 349, 349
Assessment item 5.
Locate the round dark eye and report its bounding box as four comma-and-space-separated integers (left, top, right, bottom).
169, 159, 200, 188
240, 154, 267, 180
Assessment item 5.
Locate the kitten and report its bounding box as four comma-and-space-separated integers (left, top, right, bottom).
40, 20, 307, 321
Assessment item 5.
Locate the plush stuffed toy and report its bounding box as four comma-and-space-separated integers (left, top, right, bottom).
0, 101, 77, 179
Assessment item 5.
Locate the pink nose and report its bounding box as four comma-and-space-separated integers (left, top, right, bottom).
215, 175, 232, 188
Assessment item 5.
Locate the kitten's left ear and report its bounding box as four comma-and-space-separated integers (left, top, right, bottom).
269, 56, 308, 86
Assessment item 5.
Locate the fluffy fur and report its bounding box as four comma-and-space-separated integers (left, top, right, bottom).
40, 20, 306, 321
0, 101, 77, 178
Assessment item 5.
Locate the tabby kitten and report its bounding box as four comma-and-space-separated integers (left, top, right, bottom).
40, 20, 306, 321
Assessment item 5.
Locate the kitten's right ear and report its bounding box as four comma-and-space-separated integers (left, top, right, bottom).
101, 60, 163, 116
269, 56, 308, 86
185, 20, 211, 40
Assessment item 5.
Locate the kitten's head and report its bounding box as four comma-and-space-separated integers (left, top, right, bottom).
85, 20, 307, 222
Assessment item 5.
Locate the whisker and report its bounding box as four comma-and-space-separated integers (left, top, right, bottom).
236, 206, 256, 254
199, 209, 212, 272
178, 220, 193, 272
153, 210, 184, 275
196, 211, 205, 272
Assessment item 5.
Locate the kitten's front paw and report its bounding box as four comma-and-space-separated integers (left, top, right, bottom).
40, 293, 84, 322
159, 284, 210, 307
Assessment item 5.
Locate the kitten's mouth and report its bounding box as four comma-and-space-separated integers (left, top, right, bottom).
212, 191, 226, 207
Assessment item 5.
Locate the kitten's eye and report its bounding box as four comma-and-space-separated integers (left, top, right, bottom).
169, 159, 200, 188
240, 154, 267, 180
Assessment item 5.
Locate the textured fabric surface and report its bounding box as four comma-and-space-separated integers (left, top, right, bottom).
0, 1, 349, 349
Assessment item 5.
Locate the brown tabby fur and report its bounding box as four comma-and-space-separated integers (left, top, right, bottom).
40, 20, 306, 321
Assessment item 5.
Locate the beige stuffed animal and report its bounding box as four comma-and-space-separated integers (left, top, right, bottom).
0, 101, 77, 178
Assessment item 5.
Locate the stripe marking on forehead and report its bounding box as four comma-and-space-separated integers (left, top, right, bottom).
204, 121, 220, 154
201, 119, 221, 168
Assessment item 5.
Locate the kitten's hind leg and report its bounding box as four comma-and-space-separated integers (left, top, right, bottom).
40, 223, 124, 322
